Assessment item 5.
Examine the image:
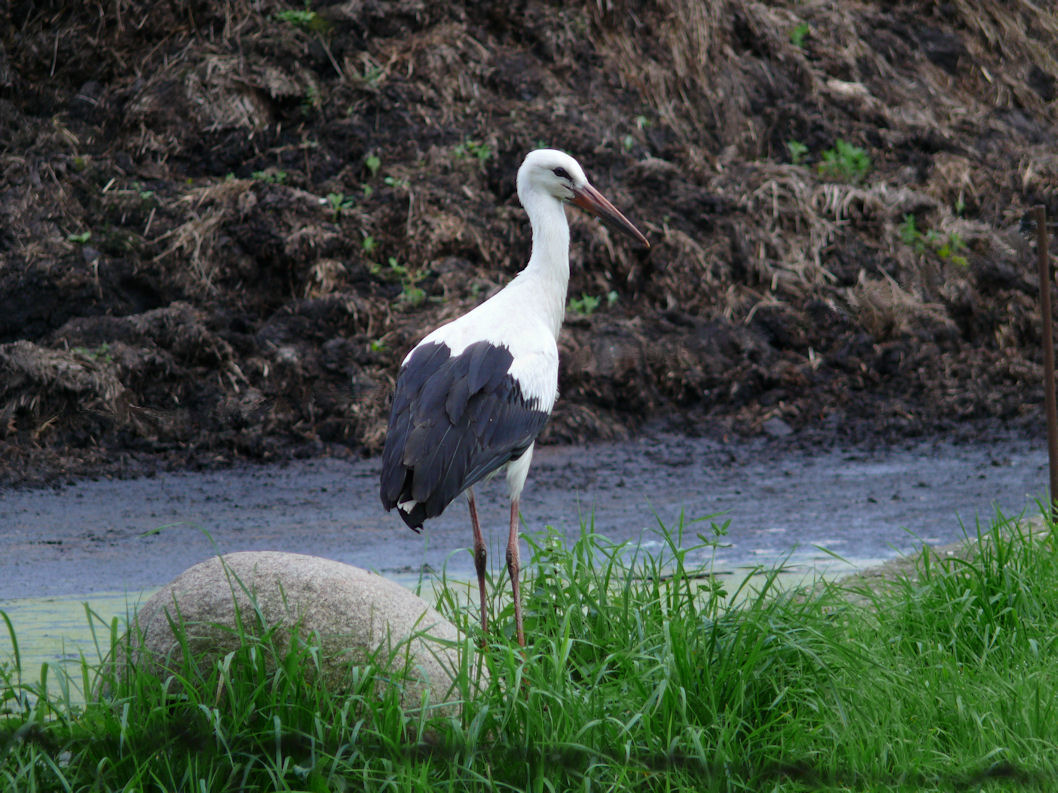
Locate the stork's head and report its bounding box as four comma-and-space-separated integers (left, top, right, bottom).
517, 149, 649, 248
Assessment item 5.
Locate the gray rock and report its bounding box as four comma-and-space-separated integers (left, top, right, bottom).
104, 551, 479, 718
762, 416, 793, 437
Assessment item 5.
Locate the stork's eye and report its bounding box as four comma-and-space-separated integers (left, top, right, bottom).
552, 167, 571, 180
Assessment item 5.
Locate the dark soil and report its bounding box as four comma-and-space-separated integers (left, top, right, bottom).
2, 0, 1057, 486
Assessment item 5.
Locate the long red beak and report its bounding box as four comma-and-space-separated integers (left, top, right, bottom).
571, 183, 650, 249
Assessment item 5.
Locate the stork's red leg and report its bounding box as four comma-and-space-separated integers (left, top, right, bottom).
467, 489, 489, 637
506, 497, 525, 647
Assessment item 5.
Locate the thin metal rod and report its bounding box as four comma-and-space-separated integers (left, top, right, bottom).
1033, 205, 1058, 523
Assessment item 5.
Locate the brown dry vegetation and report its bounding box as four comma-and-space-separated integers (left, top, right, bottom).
1, 0, 1057, 484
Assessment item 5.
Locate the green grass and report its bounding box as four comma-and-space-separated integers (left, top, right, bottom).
4, 511, 1058, 790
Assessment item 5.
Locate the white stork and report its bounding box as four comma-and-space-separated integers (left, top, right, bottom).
379, 149, 649, 646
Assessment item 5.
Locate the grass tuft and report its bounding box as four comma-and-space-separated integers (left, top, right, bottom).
4, 510, 1058, 789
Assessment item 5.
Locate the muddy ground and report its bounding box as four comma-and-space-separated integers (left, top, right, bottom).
1, 430, 1047, 600
2, 1, 1058, 486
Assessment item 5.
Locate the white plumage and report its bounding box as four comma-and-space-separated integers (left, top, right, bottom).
379, 149, 648, 646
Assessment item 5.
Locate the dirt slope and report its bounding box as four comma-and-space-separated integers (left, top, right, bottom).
2, 0, 1057, 483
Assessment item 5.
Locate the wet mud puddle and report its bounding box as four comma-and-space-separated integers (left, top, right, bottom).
1, 432, 1048, 672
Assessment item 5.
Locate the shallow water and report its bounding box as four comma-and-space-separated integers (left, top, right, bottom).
1, 432, 1049, 675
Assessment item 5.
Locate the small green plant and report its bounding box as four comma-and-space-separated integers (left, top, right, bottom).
624, 115, 652, 150
361, 234, 377, 254
790, 21, 810, 48
67, 230, 92, 244
786, 139, 808, 165
368, 338, 385, 353
365, 154, 381, 177
568, 293, 602, 316
898, 213, 923, 251
274, 2, 319, 30
325, 192, 354, 220
300, 83, 320, 116
898, 213, 968, 267
252, 169, 287, 184
817, 139, 871, 183
131, 181, 155, 202
362, 64, 383, 85
400, 283, 426, 306
384, 175, 409, 190
375, 257, 427, 307
70, 342, 113, 363
567, 290, 620, 316
344, 60, 384, 97
393, 265, 426, 305
351, 55, 385, 89
454, 139, 493, 166
936, 231, 967, 264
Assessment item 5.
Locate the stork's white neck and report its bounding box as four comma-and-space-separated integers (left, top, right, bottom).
511, 190, 571, 339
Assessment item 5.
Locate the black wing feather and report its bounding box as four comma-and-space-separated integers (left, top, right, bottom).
466, 343, 491, 393
379, 340, 550, 530
444, 374, 471, 424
